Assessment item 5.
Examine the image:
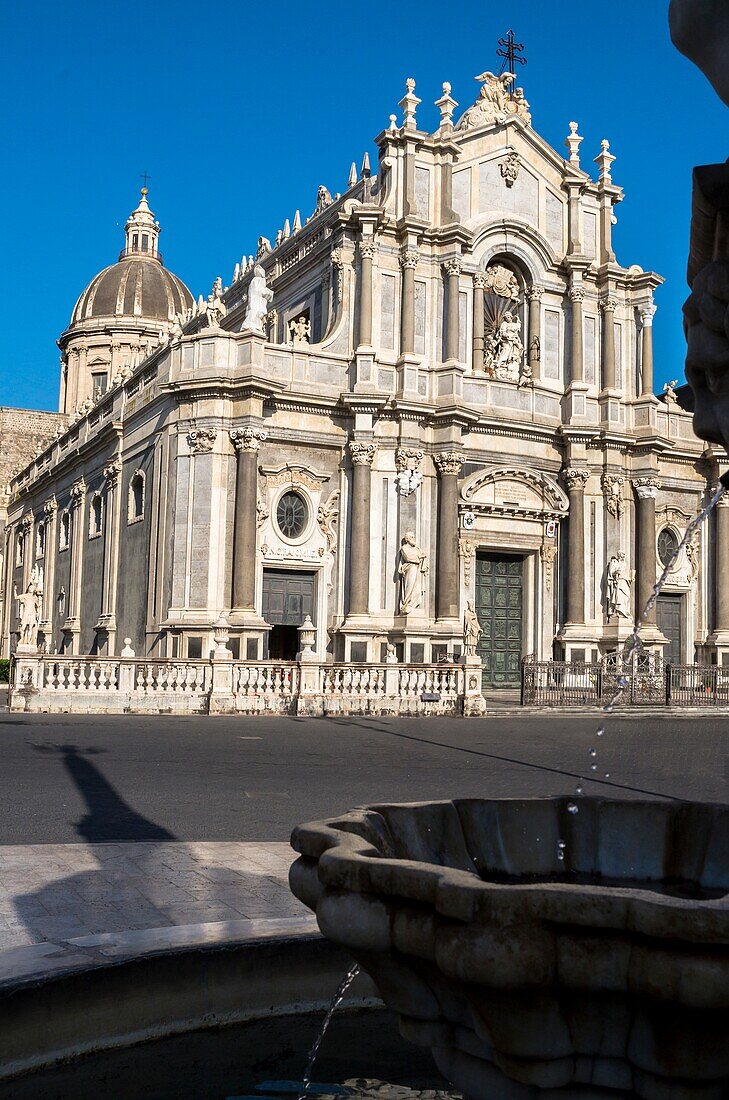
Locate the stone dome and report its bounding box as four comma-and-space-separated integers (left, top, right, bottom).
68, 188, 193, 327
71, 256, 193, 324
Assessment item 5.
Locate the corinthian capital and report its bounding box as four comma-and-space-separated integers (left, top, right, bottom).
434, 451, 465, 476
562, 466, 589, 491
349, 440, 377, 466
639, 303, 657, 327
187, 427, 217, 454
230, 426, 267, 453
359, 238, 377, 261
527, 284, 544, 302
568, 283, 585, 304
443, 258, 462, 278
473, 271, 487, 290
399, 248, 419, 270
70, 478, 86, 505
43, 495, 58, 516
103, 460, 122, 488
633, 476, 660, 500
599, 294, 618, 313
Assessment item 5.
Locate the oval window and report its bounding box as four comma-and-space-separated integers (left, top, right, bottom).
657, 528, 679, 569
276, 491, 308, 539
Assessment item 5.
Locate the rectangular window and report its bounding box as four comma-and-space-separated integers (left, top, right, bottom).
141, 233, 149, 252
92, 373, 107, 399
187, 636, 202, 659
380, 274, 396, 351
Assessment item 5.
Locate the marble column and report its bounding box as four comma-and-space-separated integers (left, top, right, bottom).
100, 460, 122, 650
562, 467, 589, 624
634, 477, 660, 625
640, 303, 656, 397
569, 284, 585, 383
716, 496, 729, 634
66, 478, 86, 652
358, 239, 376, 348
434, 451, 464, 621
444, 258, 462, 363
600, 294, 618, 390
348, 441, 377, 616
472, 271, 486, 371
230, 427, 266, 613
399, 248, 418, 356
527, 285, 543, 382
40, 497, 58, 628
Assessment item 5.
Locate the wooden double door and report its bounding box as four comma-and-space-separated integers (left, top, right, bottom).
475, 552, 524, 687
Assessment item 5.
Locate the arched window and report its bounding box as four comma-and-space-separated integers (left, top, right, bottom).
59, 511, 70, 551
128, 470, 145, 523
89, 493, 103, 538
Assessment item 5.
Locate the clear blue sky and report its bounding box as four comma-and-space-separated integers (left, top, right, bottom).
1, 0, 725, 411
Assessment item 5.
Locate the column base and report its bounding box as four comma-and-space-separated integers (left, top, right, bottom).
707, 630, 729, 666
562, 381, 590, 423
227, 610, 270, 661
557, 624, 599, 663
354, 347, 377, 390
598, 389, 624, 428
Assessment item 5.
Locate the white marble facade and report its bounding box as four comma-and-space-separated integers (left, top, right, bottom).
2, 72, 725, 680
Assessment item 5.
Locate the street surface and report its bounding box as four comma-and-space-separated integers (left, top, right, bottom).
1, 712, 728, 844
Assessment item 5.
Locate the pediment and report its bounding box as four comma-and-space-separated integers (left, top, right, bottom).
461, 465, 568, 517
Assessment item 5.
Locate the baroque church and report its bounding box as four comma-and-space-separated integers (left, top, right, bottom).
3, 67, 726, 686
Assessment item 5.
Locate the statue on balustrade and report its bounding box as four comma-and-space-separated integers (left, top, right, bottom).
398, 532, 428, 615
242, 265, 274, 335
606, 552, 632, 620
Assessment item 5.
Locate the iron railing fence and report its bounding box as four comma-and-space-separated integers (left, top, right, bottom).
522, 656, 729, 707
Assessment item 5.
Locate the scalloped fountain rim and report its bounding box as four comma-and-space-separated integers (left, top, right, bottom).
291, 797, 729, 941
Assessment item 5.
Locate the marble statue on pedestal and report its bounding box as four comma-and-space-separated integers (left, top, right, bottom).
289, 315, 311, 345
463, 600, 482, 656
398, 532, 428, 614
243, 266, 274, 334
486, 311, 526, 384
204, 277, 227, 328
14, 581, 42, 648
606, 552, 632, 619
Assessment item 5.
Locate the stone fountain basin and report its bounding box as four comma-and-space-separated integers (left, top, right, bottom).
290, 797, 729, 1099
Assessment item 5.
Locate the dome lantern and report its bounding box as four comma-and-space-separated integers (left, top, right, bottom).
121, 187, 162, 262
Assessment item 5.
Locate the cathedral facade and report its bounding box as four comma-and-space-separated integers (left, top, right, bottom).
3, 71, 725, 686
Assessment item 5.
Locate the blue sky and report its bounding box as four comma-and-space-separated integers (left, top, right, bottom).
1, 0, 725, 411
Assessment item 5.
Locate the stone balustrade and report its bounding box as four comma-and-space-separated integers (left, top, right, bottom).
9, 654, 482, 716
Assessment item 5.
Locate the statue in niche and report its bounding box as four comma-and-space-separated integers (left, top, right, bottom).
487, 310, 526, 384
15, 578, 42, 648
242, 265, 274, 334
463, 600, 482, 657
398, 532, 428, 615
606, 552, 632, 620
289, 314, 311, 345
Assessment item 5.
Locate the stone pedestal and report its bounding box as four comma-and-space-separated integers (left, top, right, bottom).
462, 654, 486, 716
9, 653, 41, 711
209, 614, 235, 714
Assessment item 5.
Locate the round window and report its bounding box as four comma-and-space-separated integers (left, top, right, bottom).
657, 528, 679, 569
276, 491, 308, 539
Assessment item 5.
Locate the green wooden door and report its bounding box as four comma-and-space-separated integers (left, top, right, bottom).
475, 553, 524, 687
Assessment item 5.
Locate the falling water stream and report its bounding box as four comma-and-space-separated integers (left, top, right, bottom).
298, 962, 361, 1100
563, 474, 729, 833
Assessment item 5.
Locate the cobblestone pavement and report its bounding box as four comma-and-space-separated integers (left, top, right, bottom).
0, 841, 303, 951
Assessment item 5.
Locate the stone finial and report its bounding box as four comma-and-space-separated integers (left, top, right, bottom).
283, 219, 291, 239
120, 638, 135, 657
292, 209, 302, 233
399, 77, 421, 130
565, 121, 583, 167
388, 114, 398, 133
594, 139, 616, 185
360, 152, 371, 179
435, 81, 458, 133
233, 262, 240, 282
348, 162, 358, 189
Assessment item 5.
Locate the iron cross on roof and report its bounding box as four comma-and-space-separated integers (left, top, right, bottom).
496, 29, 526, 89
140, 170, 151, 190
